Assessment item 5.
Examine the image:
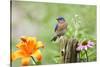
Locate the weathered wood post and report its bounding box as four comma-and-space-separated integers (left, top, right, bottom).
59, 36, 78, 63
59, 36, 67, 63
64, 38, 78, 63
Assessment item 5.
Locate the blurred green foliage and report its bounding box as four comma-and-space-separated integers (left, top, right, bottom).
11, 1, 96, 67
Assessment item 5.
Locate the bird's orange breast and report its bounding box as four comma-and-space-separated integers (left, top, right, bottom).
57, 22, 67, 31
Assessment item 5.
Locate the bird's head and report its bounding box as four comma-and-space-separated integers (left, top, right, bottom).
56, 16, 65, 23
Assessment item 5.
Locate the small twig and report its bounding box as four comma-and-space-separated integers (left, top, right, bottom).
31, 56, 37, 64
84, 50, 88, 62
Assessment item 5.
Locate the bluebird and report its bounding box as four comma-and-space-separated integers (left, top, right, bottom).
51, 16, 67, 41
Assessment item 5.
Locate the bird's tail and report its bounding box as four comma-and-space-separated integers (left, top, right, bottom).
51, 36, 58, 41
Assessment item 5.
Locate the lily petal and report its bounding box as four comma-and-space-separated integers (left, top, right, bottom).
12, 50, 24, 61
26, 37, 37, 49
36, 41, 44, 49
16, 42, 26, 49
21, 57, 30, 66
32, 50, 42, 61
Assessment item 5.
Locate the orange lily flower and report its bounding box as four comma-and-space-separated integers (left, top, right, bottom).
12, 36, 44, 66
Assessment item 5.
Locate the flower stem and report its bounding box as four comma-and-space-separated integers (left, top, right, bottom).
84, 50, 88, 62
31, 56, 37, 64
73, 15, 78, 38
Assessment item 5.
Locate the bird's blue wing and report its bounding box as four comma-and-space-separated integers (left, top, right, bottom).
55, 24, 58, 32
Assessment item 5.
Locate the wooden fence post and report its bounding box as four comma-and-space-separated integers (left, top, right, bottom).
59, 37, 78, 63
64, 38, 78, 63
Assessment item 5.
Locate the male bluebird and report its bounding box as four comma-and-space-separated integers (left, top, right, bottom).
51, 16, 67, 41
